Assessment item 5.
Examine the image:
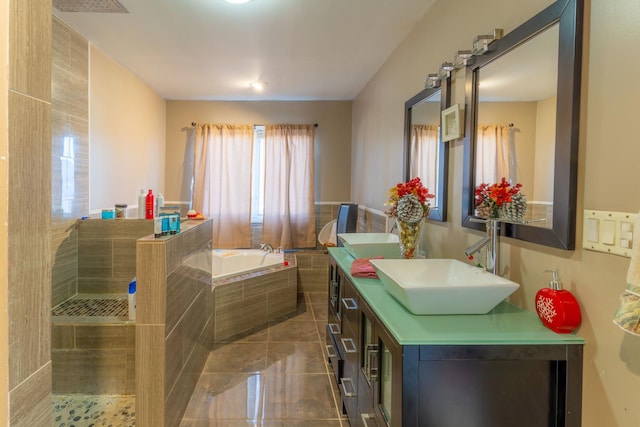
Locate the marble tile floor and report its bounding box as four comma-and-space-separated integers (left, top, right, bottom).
180, 291, 349, 426
51, 292, 348, 427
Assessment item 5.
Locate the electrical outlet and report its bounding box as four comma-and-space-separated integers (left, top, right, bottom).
582, 210, 637, 257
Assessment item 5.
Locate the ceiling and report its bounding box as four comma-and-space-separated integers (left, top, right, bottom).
53, 0, 436, 101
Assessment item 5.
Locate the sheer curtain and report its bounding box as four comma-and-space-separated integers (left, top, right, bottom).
193, 124, 253, 248
475, 124, 510, 184
410, 125, 439, 193
262, 124, 316, 249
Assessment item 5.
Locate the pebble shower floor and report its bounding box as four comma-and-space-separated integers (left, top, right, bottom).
52, 394, 135, 427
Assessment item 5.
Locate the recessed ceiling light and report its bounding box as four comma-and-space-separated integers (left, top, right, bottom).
225, 0, 252, 4
250, 81, 268, 91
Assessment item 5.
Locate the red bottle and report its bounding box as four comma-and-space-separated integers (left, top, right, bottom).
535, 269, 581, 333
145, 189, 154, 219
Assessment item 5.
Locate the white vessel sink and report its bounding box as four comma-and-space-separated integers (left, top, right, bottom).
369, 258, 519, 315
338, 233, 401, 259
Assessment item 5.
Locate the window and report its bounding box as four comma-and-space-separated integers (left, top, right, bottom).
250, 125, 265, 223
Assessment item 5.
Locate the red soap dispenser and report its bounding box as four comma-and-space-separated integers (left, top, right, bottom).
535, 269, 581, 333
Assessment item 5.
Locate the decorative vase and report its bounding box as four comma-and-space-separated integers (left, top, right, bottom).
499, 194, 528, 222
396, 218, 423, 259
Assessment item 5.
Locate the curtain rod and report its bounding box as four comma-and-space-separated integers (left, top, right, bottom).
191, 122, 318, 128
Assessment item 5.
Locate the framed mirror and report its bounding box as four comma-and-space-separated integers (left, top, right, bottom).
461, 0, 583, 249
404, 77, 451, 222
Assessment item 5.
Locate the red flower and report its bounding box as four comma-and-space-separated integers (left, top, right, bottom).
475, 177, 522, 208
385, 177, 435, 219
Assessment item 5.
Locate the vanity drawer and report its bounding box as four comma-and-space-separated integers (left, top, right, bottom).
340, 275, 360, 334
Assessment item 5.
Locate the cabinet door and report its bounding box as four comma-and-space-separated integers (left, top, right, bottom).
373, 323, 403, 427
358, 300, 380, 427
339, 276, 361, 427
326, 257, 344, 387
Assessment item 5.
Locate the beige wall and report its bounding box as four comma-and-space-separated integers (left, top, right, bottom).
89, 46, 166, 212
164, 101, 352, 203
352, 0, 640, 426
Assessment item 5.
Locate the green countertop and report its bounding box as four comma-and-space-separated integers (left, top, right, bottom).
329, 248, 585, 346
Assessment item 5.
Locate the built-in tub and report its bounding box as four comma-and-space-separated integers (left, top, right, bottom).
212, 249, 285, 279
185, 249, 298, 341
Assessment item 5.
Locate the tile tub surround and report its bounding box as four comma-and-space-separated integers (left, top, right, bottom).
295, 250, 329, 293
213, 254, 298, 342
136, 219, 215, 427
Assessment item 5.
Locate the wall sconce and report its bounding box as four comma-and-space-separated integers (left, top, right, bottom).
471, 29, 504, 55
424, 73, 441, 88
438, 62, 455, 79
453, 50, 473, 68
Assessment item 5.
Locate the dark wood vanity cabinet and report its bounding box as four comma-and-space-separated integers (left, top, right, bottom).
326, 256, 343, 385
327, 250, 584, 427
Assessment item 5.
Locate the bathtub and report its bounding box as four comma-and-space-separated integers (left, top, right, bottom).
184, 249, 286, 280
212, 249, 285, 279
183, 248, 297, 341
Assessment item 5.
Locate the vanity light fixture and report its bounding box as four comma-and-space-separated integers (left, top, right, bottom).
471, 29, 504, 55
453, 50, 473, 68
249, 81, 268, 91
438, 62, 455, 79
424, 73, 441, 89
471, 35, 494, 55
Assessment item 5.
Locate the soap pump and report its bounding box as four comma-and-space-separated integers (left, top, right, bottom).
535, 269, 581, 333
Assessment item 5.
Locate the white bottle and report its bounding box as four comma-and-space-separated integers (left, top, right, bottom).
156, 193, 165, 215
137, 189, 146, 219
128, 278, 136, 321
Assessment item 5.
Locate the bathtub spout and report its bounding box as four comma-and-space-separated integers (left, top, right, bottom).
260, 243, 274, 253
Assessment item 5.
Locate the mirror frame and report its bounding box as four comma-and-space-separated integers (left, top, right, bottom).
461, 0, 583, 249
404, 77, 451, 222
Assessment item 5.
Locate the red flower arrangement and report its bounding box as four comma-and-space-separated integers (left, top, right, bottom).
385, 177, 435, 220
475, 177, 522, 218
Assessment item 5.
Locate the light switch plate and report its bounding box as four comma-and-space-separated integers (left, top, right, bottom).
582, 210, 638, 257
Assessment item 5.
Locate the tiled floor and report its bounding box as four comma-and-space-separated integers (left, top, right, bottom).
180, 291, 348, 426
52, 292, 348, 427
52, 393, 135, 426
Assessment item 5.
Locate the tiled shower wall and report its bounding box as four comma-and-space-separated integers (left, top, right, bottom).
5, 0, 53, 425
76, 219, 154, 294
51, 16, 89, 307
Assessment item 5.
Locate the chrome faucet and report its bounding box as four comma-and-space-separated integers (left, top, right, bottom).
260, 243, 274, 253
464, 218, 501, 275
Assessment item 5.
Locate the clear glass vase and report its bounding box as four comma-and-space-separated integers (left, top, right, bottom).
396, 218, 423, 259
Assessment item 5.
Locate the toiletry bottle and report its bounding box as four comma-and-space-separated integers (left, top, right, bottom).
138, 189, 146, 219
156, 192, 164, 213
145, 189, 154, 219
535, 269, 581, 333
154, 217, 162, 238
128, 278, 137, 321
